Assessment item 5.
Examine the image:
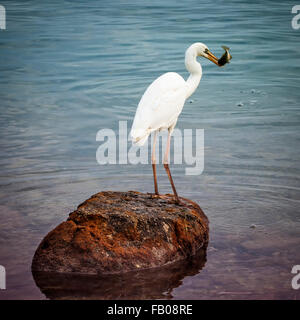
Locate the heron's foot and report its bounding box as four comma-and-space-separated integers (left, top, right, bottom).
147, 192, 162, 199
173, 195, 184, 206
174, 198, 183, 206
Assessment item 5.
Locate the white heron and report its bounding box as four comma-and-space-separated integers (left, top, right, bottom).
130, 42, 222, 204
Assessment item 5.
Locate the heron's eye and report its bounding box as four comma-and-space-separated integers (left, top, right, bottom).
204, 48, 209, 54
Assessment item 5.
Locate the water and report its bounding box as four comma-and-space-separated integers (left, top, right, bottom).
0, 0, 300, 299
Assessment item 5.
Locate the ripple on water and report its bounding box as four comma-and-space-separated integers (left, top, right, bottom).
0, 0, 300, 299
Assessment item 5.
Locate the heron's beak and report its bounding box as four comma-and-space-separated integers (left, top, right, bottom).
206, 50, 220, 66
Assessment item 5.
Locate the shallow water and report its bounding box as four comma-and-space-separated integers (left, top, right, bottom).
0, 0, 300, 299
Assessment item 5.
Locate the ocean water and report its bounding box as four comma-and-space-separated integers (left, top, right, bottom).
0, 0, 300, 299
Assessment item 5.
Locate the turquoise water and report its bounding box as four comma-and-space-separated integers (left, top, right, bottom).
0, 0, 300, 299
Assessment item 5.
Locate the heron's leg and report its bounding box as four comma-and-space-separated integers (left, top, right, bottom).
163, 129, 180, 204
151, 131, 159, 195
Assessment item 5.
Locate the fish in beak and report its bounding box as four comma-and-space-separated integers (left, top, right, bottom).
218, 46, 232, 66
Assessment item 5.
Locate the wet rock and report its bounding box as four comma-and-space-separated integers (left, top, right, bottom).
33, 248, 207, 300
32, 191, 209, 275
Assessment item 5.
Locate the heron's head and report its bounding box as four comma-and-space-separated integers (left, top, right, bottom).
195, 43, 220, 66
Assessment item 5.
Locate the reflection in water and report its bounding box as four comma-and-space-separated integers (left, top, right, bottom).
32, 248, 207, 300
1, 1, 300, 299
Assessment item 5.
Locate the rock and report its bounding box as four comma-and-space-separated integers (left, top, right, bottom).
33, 248, 207, 300
32, 191, 209, 275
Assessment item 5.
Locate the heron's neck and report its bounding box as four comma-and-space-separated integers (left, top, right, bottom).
185, 49, 202, 99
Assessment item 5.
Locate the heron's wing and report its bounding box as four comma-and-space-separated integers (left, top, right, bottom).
131, 72, 187, 141
139, 72, 186, 111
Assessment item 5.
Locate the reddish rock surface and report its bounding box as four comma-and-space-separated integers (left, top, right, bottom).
32, 191, 209, 274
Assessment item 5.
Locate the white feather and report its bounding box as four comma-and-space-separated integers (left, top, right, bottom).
130, 43, 212, 146
130, 72, 187, 145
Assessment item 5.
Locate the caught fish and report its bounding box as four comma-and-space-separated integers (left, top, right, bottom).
218, 46, 232, 66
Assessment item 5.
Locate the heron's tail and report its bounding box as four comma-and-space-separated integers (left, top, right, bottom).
130, 128, 150, 146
